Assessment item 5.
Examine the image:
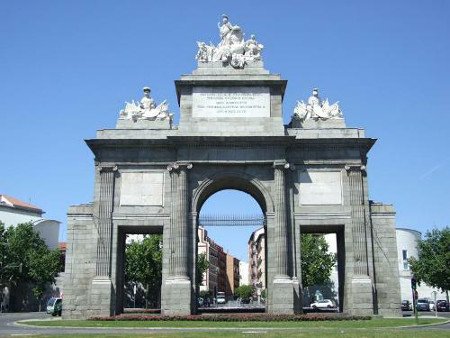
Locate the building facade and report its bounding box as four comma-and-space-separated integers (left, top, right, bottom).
248, 227, 266, 296
396, 228, 446, 303
225, 254, 240, 299
0, 194, 60, 249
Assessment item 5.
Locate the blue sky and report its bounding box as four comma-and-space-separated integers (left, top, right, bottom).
1, 1, 449, 261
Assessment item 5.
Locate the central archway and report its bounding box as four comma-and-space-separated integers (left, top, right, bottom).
192, 171, 274, 214
191, 171, 274, 312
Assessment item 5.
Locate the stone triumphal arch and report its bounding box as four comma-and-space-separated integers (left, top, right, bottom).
63, 16, 401, 318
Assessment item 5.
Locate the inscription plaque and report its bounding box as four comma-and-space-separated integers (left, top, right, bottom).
120, 171, 165, 206
192, 86, 270, 118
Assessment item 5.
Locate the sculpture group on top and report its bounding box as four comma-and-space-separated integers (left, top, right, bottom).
119, 87, 173, 122
294, 88, 343, 121
196, 14, 264, 69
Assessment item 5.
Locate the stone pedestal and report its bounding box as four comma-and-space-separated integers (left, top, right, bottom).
161, 278, 192, 315
348, 277, 374, 316
270, 277, 294, 314
90, 278, 113, 317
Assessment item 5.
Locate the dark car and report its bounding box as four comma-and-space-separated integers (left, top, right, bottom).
416, 298, 430, 311
401, 300, 412, 311
437, 300, 449, 312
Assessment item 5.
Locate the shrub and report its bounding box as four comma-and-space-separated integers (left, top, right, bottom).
90, 313, 372, 322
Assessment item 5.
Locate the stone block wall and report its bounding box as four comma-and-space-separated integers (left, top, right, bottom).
370, 202, 402, 316
63, 204, 97, 319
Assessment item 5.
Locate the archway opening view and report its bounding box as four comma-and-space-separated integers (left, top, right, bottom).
300, 232, 341, 313
119, 230, 163, 314
197, 189, 265, 312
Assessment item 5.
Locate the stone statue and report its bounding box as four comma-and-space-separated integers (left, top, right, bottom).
294, 88, 343, 121
244, 35, 263, 60
195, 14, 264, 69
119, 87, 173, 122
140, 87, 156, 111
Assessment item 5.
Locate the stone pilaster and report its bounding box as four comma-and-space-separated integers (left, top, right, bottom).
161, 162, 193, 315
269, 160, 294, 314
95, 166, 116, 277
273, 160, 290, 278
346, 165, 368, 276
345, 164, 373, 315
91, 165, 117, 317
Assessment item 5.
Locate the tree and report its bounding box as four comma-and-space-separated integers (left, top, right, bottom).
196, 252, 209, 289
301, 234, 337, 288
0, 222, 61, 310
234, 284, 254, 300
28, 247, 61, 311
125, 234, 163, 308
409, 227, 450, 300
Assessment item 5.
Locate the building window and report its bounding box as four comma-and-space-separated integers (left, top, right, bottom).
402, 250, 409, 270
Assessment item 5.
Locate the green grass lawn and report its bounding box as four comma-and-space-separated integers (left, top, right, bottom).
16, 329, 450, 338
21, 318, 446, 329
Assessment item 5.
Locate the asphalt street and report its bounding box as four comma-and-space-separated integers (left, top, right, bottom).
0, 311, 449, 336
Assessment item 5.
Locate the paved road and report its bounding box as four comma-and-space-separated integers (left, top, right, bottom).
0, 311, 449, 336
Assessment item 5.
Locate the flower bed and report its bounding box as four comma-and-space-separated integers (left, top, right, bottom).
90, 313, 372, 322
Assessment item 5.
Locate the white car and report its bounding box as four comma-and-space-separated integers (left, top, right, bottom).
216, 292, 226, 305
311, 299, 336, 309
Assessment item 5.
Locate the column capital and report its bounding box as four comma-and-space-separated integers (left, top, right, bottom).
345, 164, 366, 174
273, 160, 290, 170
167, 162, 193, 172
97, 165, 118, 173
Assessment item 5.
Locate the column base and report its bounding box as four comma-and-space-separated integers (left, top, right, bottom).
268, 277, 294, 314
89, 277, 113, 317
346, 277, 374, 316
161, 277, 192, 316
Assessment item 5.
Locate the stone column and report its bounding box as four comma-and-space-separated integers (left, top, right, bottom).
345, 165, 373, 315
346, 165, 368, 276
95, 166, 116, 276
273, 160, 290, 278
161, 162, 193, 315
269, 160, 294, 314
91, 165, 117, 317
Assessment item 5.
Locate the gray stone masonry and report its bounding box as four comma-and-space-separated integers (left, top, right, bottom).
370, 202, 402, 317
64, 61, 401, 318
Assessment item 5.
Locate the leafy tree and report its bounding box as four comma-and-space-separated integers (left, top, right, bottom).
125, 234, 163, 308
234, 284, 254, 299
28, 247, 61, 311
409, 227, 450, 299
0, 222, 61, 310
301, 234, 337, 288
196, 252, 209, 289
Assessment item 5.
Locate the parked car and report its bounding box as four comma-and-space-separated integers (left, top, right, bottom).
46, 297, 62, 316
310, 299, 336, 309
416, 298, 430, 311
429, 300, 436, 311
401, 300, 412, 311
437, 300, 449, 312
216, 292, 226, 305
